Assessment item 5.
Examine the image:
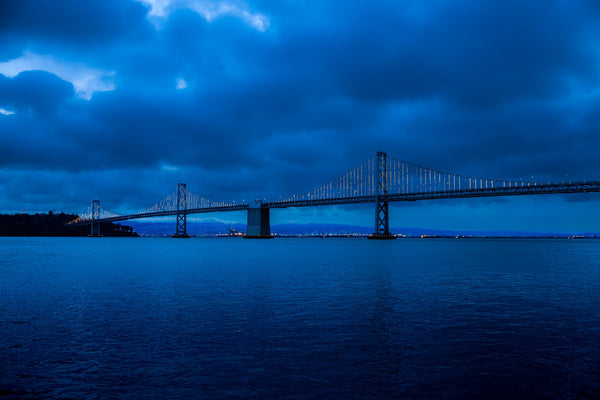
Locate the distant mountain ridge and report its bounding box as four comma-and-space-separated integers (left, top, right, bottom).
128, 220, 600, 238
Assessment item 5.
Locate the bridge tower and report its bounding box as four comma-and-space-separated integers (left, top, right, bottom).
368, 151, 396, 239
172, 183, 190, 238
90, 199, 101, 236
244, 200, 273, 238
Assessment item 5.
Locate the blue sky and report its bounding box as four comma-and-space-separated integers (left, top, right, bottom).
1, 0, 600, 232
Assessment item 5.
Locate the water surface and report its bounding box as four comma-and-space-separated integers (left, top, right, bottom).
1, 238, 599, 399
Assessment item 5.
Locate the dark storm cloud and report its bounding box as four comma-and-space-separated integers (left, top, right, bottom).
1, 0, 600, 229
0, 70, 74, 114
254, 0, 598, 106
0, 0, 151, 49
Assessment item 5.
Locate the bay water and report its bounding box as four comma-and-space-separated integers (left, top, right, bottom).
1, 237, 599, 399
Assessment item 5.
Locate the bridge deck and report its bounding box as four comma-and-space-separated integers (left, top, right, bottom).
69, 181, 600, 226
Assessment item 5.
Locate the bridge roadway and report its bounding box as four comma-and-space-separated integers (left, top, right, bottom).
74, 180, 600, 226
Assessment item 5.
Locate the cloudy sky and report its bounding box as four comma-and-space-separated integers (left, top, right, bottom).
1, 0, 600, 232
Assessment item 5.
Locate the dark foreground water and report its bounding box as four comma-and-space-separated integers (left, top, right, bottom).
1, 238, 599, 399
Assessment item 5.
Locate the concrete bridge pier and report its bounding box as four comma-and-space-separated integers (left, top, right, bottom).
244, 200, 273, 238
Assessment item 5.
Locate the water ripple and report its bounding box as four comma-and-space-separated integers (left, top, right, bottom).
1, 237, 599, 399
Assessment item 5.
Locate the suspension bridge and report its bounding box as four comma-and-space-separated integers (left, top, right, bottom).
68, 152, 600, 238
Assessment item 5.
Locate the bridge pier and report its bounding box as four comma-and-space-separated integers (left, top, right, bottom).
172, 183, 190, 238
368, 199, 396, 239
90, 199, 101, 236
368, 151, 396, 240
244, 200, 273, 238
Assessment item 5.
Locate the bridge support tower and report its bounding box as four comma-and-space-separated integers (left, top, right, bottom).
368, 151, 396, 240
90, 199, 101, 236
172, 183, 190, 238
244, 200, 273, 238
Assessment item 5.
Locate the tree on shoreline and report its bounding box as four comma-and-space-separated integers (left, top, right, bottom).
0, 212, 137, 237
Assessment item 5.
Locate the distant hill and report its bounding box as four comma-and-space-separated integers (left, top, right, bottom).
128, 221, 239, 236
0, 212, 137, 237
128, 220, 600, 238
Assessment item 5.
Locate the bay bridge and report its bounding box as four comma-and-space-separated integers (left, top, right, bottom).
69, 152, 600, 238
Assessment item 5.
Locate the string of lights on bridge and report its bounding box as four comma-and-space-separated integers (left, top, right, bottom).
75, 152, 584, 222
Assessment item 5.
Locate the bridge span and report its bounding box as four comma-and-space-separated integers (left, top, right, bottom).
68, 152, 600, 238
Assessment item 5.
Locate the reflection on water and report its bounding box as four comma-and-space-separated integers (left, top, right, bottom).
1, 237, 599, 399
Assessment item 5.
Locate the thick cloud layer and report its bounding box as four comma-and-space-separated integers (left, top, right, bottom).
1, 0, 599, 230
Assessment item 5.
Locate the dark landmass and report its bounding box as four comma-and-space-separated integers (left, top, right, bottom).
4, 214, 593, 239
0, 212, 138, 237
128, 220, 600, 239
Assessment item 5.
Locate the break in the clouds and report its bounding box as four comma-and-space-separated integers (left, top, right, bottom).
176, 78, 188, 89
1, 0, 600, 231
137, 0, 270, 31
